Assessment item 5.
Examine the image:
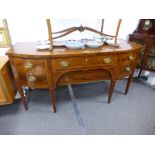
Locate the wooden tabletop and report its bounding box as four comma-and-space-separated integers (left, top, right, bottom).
6, 40, 142, 58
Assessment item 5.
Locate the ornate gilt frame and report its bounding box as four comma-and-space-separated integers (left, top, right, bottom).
0, 19, 11, 48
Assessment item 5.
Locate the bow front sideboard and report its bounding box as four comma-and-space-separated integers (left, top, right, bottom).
6, 41, 142, 112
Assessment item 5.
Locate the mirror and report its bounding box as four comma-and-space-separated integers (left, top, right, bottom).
46, 19, 122, 50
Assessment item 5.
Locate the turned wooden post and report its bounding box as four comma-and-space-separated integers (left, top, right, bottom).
46, 19, 54, 51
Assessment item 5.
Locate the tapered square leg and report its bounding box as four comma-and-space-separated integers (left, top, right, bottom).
125, 75, 133, 95
138, 69, 142, 78
18, 86, 28, 110
108, 80, 116, 103
50, 88, 57, 113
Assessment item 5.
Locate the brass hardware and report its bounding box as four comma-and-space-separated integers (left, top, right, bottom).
28, 75, 36, 82
24, 62, 33, 69
2, 70, 5, 74
143, 20, 152, 31
125, 67, 131, 72
60, 61, 70, 67
129, 55, 134, 61
103, 57, 112, 64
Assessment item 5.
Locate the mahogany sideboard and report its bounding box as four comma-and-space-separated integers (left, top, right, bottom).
6, 41, 142, 112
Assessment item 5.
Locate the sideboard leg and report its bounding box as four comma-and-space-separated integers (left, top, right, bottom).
18, 86, 28, 110
50, 88, 57, 113
108, 80, 116, 104
138, 69, 142, 78
125, 75, 133, 95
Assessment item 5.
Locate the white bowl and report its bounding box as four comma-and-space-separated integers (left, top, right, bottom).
53, 41, 64, 47
64, 40, 85, 49
86, 40, 104, 48
35, 44, 50, 50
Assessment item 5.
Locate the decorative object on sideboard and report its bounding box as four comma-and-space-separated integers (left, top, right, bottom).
46, 19, 122, 50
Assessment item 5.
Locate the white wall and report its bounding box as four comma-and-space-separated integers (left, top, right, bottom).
7, 19, 139, 44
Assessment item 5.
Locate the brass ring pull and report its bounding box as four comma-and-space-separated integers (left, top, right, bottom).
28, 75, 36, 82
103, 57, 112, 64
60, 61, 70, 67
24, 62, 33, 69
129, 55, 134, 61
125, 67, 131, 72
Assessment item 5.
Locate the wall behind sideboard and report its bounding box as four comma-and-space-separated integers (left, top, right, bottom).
7, 19, 139, 44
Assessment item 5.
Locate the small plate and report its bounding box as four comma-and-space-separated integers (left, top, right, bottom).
64, 40, 85, 49
53, 41, 64, 47
35, 44, 50, 50
86, 40, 104, 48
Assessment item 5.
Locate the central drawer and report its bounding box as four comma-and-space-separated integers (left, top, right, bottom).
14, 58, 48, 88
52, 57, 86, 70
52, 55, 117, 71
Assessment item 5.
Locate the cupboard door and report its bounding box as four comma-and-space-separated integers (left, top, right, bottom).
146, 57, 155, 69
146, 43, 155, 69
0, 57, 17, 105
133, 40, 146, 68
0, 86, 6, 103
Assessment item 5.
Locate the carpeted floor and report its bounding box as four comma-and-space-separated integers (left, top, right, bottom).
0, 78, 155, 135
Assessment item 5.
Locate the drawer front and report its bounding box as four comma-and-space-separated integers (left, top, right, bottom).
120, 53, 136, 66
86, 55, 117, 67
14, 58, 48, 88
52, 55, 117, 71
52, 57, 86, 70
118, 66, 132, 78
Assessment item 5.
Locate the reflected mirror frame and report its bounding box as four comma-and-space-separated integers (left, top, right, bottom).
0, 19, 11, 48
0, 29, 8, 46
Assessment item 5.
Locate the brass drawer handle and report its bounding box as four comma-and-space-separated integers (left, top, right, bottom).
129, 55, 134, 61
60, 61, 70, 67
125, 67, 131, 72
103, 57, 112, 64
28, 75, 36, 82
24, 62, 33, 69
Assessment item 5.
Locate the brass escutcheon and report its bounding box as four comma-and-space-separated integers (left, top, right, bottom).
103, 57, 112, 64
125, 67, 131, 72
24, 62, 33, 69
60, 61, 70, 67
28, 75, 36, 82
129, 55, 134, 61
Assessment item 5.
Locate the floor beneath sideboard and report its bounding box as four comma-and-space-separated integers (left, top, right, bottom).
0, 78, 155, 135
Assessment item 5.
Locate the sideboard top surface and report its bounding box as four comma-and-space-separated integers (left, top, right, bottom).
6, 40, 142, 58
